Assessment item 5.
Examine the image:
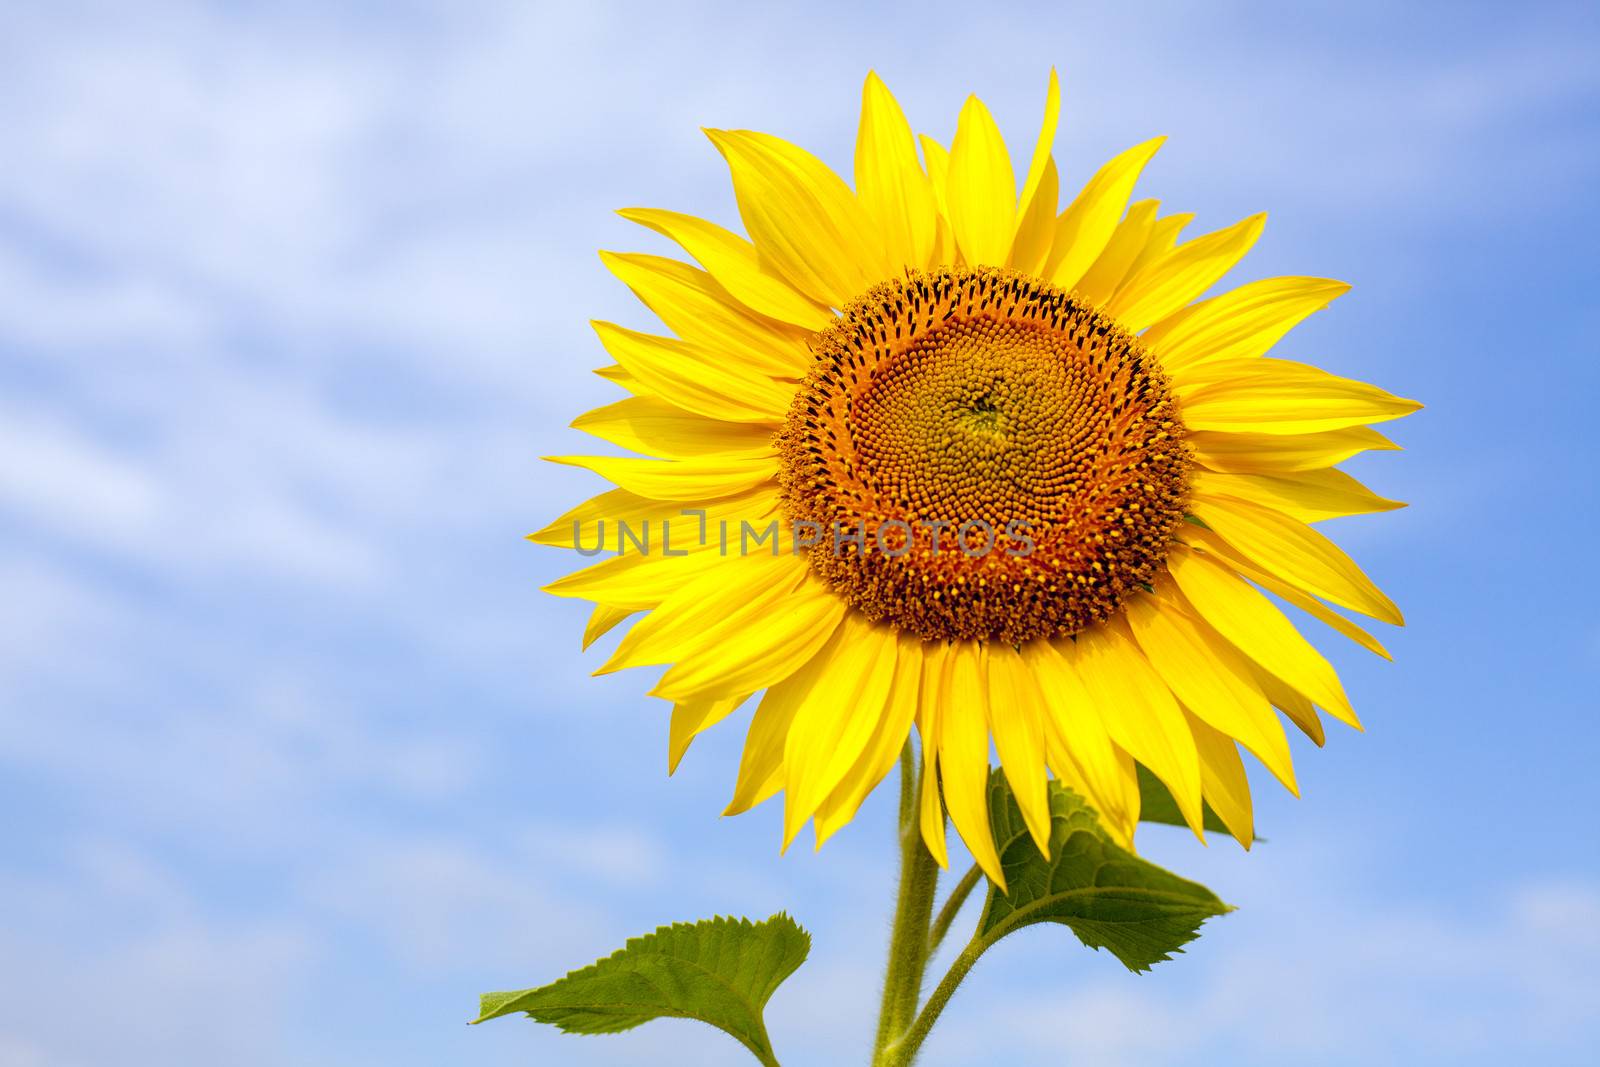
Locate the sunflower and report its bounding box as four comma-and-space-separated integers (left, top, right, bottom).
536, 70, 1418, 887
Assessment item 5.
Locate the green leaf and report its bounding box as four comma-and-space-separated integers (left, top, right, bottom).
1135, 763, 1234, 835
977, 773, 1231, 972
473, 913, 808, 1067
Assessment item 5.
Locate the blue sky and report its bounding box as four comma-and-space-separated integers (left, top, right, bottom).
2, 1, 1597, 1064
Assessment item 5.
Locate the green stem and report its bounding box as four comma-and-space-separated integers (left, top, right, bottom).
870, 743, 941, 1065
880, 937, 984, 1066
926, 864, 981, 957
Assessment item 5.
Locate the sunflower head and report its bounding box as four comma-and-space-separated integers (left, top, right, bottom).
778, 266, 1190, 644
537, 69, 1420, 887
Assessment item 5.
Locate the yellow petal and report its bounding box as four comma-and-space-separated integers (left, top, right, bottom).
599, 552, 806, 674
929, 215, 956, 267
814, 633, 924, 845
653, 576, 850, 702
706, 128, 886, 307
1107, 213, 1266, 334
946, 95, 1017, 267
1007, 68, 1063, 275
617, 207, 833, 331
1144, 276, 1350, 372
591, 321, 795, 424
532, 487, 656, 551
1118, 210, 1193, 286
1018, 69, 1061, 213
1190, 493, 1403, 625
1124, 591, 1297, 794
916, 642, 951, 868
725, 635, 839, 816
855, 72, 938, 273
599, 251, 812, 377
593, 363, 644, 392
919, 135, 956, 265
572, 396, 777, 459
1250, 663, 1327, 746
1008, 156, 1059, 277
1044, 136, 1165, 291
1192, 468, 1404, 523
1174, 357, 1423, 434
668, 693, 749, 773
939, 642, 1003, 887
986, 644, 1052, 855
543, 551, 727, 611
1186, 711, 1254, 849
1182, 526, 1393, 660
1106, 746, 1142, 846
1071, 198, 1159, 306
1067, 623, 1205, 840
781, 614, 900, 849
1187, 425, 1399, 474
583, 603, 634, 650
1022, 640, 1139, 846
546, 453, 777, 502
531, 486, 778, 555
1165, 546, 1360, 729
920, 136, 950, 213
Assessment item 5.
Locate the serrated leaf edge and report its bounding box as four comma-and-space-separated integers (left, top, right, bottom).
976, 776, 1232, 973
474, 913, 808, 1067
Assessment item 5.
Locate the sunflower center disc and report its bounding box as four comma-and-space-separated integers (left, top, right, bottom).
778, 267, 1190, 643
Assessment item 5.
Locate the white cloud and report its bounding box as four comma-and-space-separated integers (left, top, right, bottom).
0, 841, 316, 1067
0, 245, 211, 350
299, 834, 611, 972
22, 684, 475, 830
0, 399, 396, 589
0, 406, 166, 532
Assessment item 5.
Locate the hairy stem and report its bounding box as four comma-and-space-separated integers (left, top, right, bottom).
927, 864, 981, 957
870, 744, 941, 1065
880, 936, 983, 1066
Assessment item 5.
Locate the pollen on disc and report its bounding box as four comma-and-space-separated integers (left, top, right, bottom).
777, 266, 1191, 644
